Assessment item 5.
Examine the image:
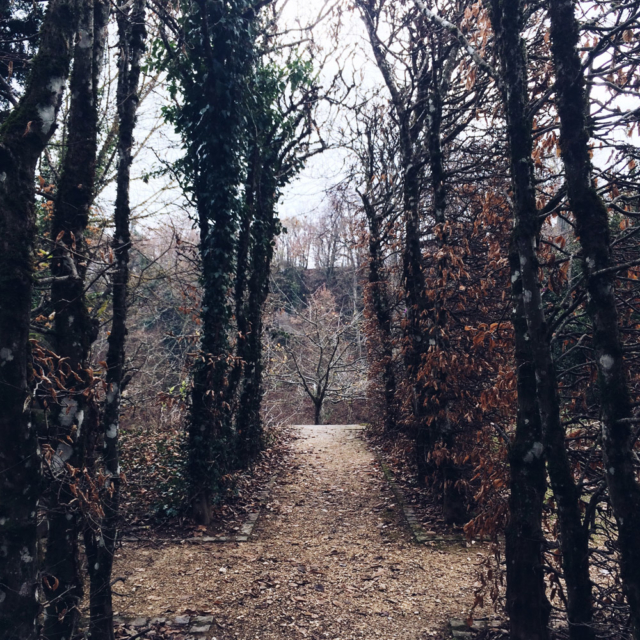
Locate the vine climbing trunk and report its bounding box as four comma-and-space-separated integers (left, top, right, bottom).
548, 2, 640, 637
232, 53, 318, 462
235, 149, 278, 466
183, 0, 259, 523
43, 2, 109, 637
228, 156, 255, 414
83, 2, 146, 638
489, 1, 594, 639
0, 0, 77, 636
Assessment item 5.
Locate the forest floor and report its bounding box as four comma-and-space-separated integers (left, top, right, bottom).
112, 425, 498, 640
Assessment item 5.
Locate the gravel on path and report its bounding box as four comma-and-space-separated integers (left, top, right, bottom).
112, 425, 491, 639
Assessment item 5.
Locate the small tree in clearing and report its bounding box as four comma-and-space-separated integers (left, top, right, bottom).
271, 286, 368, 425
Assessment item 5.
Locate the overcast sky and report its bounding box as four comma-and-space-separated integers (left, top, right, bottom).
92, 0, 380, 234
95, 1, 637, 237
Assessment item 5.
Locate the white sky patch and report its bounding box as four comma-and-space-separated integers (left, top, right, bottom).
90, 0, 379, 233
83, 0, 640, 247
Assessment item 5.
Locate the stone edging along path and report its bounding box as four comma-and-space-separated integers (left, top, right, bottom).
375, 457, 468, 545
112, 615, 220, 637
188, 475, 278, 543
111, 612, 496, 637
112, 426, 501, 639
121, 475, 278, 545
122, 428, 465, 547
345, 426, 469, 545
378, 461, 492, 546
113, 478, 279, 636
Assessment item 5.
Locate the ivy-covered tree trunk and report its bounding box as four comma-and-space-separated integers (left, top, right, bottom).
548, 2, 640, 636
489, 2, 594, 639
235, 253, 271, 462
83, 2, 145, 638
189, 167, 241, 521
233, 53, 318, 462
43, 2, 109, 637
235, 152, 277, 465
166, 0, 314, 519
181, 0, 259, 524
228, 156, 255, 415
0, 0, 77, 636
189, 203, 237, 523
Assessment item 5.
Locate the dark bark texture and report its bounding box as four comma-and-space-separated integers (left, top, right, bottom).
490, 1, 594, 639
358, 4, 467, 519
357, 0, 431, 478
548, 2, 640, 636
361, 191, 397, 434
83, 2, 146, 638
235, 147, 279, 465
422, 47, 467, 525
185, 0, 258, 524
0, 0, 77, 637
505, 246, 551, 640
43, 2, 109, 637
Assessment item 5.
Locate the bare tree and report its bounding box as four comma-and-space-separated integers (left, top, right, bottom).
270, 285, 367, 424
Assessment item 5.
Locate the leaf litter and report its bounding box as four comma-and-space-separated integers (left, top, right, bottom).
113, 425, 494, 639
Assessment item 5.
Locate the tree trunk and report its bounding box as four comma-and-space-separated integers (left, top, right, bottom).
229, 158, 255, 412
43, 2, 109, 637
361, 192, 397, 433
185, 0, 258, 521
548, 2, 640, 636
505, 246, 551, 640
189, 196, 237, 522
314, 400, 323, 426
235, 155, 278, 466
357, 0, 430, 478
489, 2, 594, 639
84, 2, 146, 638
403, 162, 431, 480
424, 64, 467, 525
367, 225, 397, 433
0, 0, 77, 636
235, 146, 262, 466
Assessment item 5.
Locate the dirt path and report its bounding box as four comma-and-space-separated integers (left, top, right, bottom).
113, 425, 490, 639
